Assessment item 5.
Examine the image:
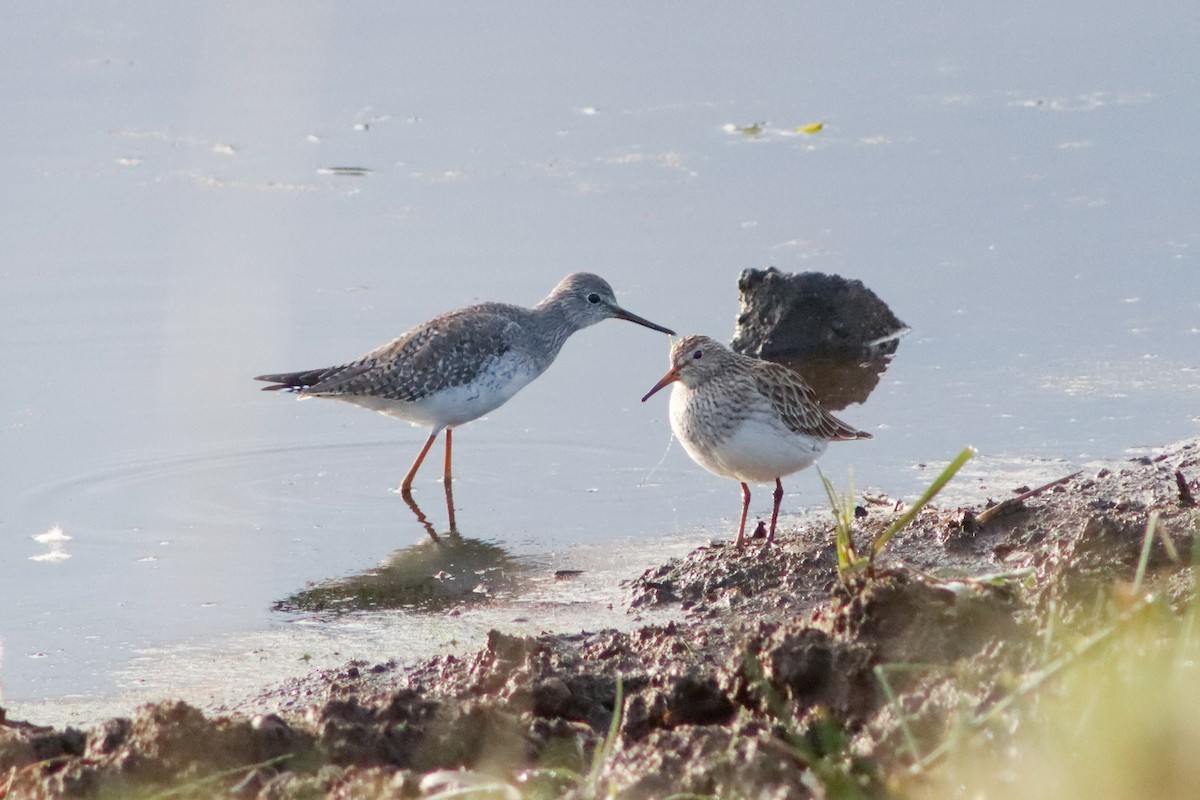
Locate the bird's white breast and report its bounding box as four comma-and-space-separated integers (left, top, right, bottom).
669, 382, 827, 484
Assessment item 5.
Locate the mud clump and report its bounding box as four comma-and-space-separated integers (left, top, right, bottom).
317, 693, 530, 772
829, 572, 1026, 666
3, 439, 1199, 799
1, 701, 311, 798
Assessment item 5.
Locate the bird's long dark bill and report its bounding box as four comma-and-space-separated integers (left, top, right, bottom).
611, 306, 675, 335
641, 367, 681, 402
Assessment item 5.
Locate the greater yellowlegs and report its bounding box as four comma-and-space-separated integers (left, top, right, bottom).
641, 334, 871, 546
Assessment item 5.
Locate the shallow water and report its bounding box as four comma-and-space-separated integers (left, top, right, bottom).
2, 3, 1197, 710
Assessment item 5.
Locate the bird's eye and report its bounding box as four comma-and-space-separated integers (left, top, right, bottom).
586, 292, 601, 304
693, 350, 703, 359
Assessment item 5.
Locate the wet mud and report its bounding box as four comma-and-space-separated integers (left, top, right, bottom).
4, 439, 1198, 798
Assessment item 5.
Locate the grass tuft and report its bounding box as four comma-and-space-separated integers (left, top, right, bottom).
823, 446, 975, 580
910, 512, 1200, 800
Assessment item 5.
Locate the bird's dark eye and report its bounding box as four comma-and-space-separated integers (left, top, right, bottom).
693, 350, 703, 359
586, 293, 602, 304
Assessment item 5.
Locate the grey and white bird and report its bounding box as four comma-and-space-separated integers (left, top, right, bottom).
257, 273, 674, 501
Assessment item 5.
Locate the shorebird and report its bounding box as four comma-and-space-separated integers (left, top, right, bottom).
257, 273, 674, 514
641, 334, 872, 547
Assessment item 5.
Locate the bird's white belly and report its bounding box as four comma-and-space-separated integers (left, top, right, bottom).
672, 397, 827, 484
340, 353, 541, 429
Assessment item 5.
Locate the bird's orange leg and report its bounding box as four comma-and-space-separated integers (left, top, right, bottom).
400, 431, 439, 496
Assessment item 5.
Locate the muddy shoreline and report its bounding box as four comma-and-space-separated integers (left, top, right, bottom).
3, 439, 1198, 798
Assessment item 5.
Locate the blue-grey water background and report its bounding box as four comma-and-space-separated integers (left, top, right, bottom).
2, 3, 1197, 715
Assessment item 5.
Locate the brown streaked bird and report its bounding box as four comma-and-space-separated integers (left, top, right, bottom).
257, 273, 674, 516
641, 334, 872, 546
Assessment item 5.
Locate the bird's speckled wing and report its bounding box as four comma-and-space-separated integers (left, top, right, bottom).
747, 357, 872, 442
303, 303, 532, 402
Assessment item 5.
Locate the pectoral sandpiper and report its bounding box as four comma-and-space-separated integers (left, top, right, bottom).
641, 334, 872, 546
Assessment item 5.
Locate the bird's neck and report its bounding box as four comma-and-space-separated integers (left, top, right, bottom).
530, 300, 586, 358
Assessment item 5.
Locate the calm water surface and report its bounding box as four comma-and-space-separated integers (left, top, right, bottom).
2, 3, 1197, 711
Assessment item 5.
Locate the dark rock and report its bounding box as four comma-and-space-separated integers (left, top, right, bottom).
731, 267, 906, 358
730, 267, 906, 410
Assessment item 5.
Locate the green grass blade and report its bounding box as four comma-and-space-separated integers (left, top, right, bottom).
819, 467, 857, 571
874, 665, 921, 764
588, 673, 624, 787
872, 447, 976, 560
1132, 511, 1159, 594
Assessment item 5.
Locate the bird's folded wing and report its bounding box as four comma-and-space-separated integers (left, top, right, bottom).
752, 361, 873, 442
306, 308, 522, 402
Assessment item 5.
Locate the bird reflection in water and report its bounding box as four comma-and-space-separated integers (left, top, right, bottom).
275, 518, 526, 615
399, 466, 457, 540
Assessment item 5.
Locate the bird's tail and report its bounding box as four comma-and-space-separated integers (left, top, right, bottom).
830, 418, 875, 442
253, 368, 333, 392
